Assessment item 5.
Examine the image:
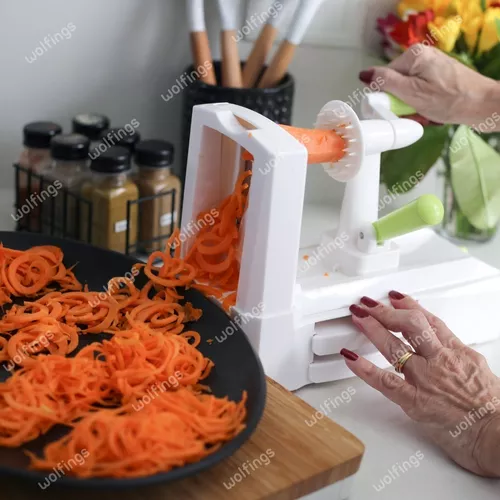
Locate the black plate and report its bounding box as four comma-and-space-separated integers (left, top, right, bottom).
0, 231, 266, 489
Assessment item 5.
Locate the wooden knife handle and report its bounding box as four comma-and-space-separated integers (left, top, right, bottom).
258, 40, 296, 89
221, 30, 243, 88
190, 31, 217, 85
242, 24, 278, 88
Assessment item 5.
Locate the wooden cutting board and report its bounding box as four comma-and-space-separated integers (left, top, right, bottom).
3, 378, 364, 500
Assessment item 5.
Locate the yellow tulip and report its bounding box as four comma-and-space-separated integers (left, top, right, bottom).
428, 15, 462, 51
454, 0, 484, 50
398, 0, 453, 18
478, 7, 500, 53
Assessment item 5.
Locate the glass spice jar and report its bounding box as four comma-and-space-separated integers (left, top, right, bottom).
134, 140, 181, 253
45, 134, 90, 238
98, 127, 141, 153
72, 113, 110, 151
81, 146, 138, 253
17, 121, 62, 231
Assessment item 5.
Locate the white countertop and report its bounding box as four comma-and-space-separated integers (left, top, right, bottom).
2, 192, 500, 499
300, 344, 500, 500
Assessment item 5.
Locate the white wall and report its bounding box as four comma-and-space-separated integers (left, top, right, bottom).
1, 0, 395, 206
1, 0, 193, 183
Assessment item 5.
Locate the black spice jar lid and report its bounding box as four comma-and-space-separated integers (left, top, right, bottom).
23, 121, 62, 149
135, 140, 174, 167
99, 128, 141, 151
90, 146, 131, 173
51, 134, 90, 161
72, 113, 110, 141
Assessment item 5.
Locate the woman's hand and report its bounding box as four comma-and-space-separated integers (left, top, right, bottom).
359, 44, 500, 129
341, 291, 500, 477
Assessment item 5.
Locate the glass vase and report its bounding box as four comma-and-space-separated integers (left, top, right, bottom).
439, 146, 498, 243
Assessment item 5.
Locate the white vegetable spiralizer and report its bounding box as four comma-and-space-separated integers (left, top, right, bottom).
181, 94, 500, 390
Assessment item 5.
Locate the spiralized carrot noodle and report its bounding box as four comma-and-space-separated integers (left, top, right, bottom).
77, 323, 214, 403
144, 251, 196, 289
54, 292, 120, 334
6, 318, 79, 366
0, 337, 9, 362
0, 244, 82, 305
106, 277, 140, 310
126, 170, 251, 314
27, 389, 247, 478
184, 170, 251, 311
0, 354, 109, 447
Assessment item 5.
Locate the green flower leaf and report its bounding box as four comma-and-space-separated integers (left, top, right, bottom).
450, 125, 500, 230
476, 44, 500, 79
496, 18, 500, 39
449, 52, 476, 69
381, 125, 449, 192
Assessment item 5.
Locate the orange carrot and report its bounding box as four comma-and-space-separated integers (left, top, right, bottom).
242, 124, 347, 164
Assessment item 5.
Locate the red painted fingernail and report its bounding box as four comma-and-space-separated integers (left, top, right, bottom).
359, 69, 374, 84
340, 348, 359, 361
360, 296, 378, 308
349, 304, 370, 318
389, 290, 405, 300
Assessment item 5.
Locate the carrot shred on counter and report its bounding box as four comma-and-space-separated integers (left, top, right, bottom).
0, 167, 253, 478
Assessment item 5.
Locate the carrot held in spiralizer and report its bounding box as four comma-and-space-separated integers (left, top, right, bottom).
241, 125, 346, 164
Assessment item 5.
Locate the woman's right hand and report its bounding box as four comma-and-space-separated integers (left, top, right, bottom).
359, 44, 500, 129
342, 293, 500, 477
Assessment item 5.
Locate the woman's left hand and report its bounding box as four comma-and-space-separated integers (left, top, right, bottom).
341, 292, 500, 477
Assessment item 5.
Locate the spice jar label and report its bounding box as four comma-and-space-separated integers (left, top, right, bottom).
160, 211, 178, 228
114, 220, 128, 233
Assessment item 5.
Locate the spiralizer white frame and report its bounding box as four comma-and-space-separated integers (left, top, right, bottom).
182, 100, 500, 391
182, 103, 310, 389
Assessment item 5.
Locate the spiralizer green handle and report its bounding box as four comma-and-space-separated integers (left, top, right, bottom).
373, 195, 444, 244
388, 94, 416, 116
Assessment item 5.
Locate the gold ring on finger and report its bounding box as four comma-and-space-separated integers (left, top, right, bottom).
393, 351, 415, 374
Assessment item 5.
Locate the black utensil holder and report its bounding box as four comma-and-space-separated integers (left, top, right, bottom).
13, 164, 177, 256
181, 61, 295, 183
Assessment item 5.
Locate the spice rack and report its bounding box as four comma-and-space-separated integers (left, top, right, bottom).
13, 164, 177, 256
